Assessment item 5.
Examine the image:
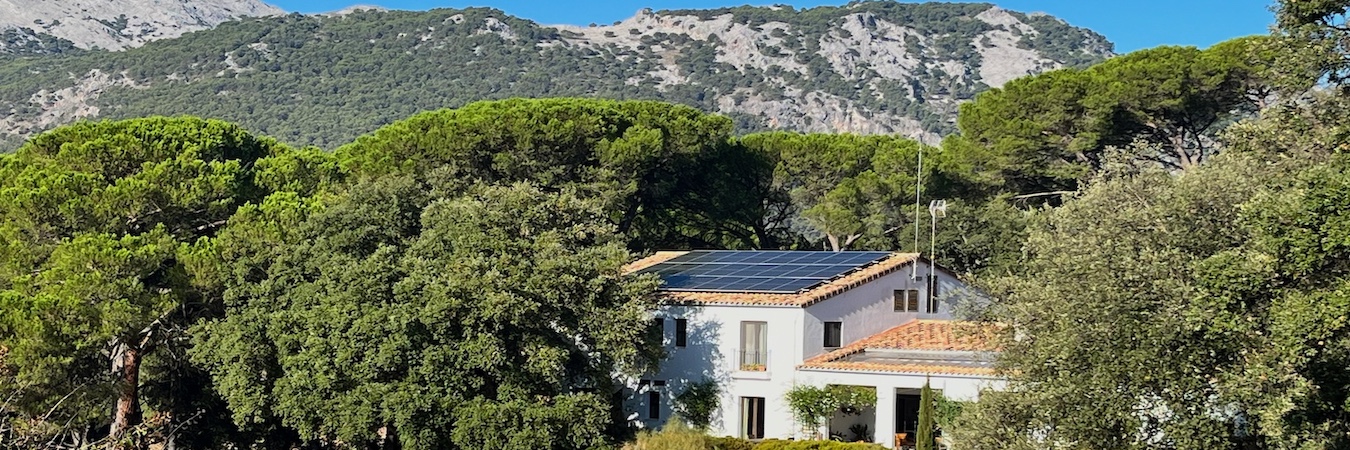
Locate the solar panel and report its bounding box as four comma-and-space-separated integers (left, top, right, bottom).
636, 250, 894, 294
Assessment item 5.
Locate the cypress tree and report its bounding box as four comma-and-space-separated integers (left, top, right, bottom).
917, 380, 935, 450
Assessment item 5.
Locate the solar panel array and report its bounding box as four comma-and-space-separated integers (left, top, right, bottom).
637, 250, 893, 294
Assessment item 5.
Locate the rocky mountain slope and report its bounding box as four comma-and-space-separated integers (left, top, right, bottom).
0, 0, 283, 53
0, 2, 1113, 150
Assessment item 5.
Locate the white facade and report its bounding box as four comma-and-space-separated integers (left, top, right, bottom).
624, 257, 999, 448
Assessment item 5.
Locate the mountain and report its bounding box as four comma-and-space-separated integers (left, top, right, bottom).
0, 0, 283, 54
0, 2, 1113, 151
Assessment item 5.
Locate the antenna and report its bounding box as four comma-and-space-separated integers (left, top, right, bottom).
928, 199, 947, 313
912, 149, 923, 279
929, 200, 947, 260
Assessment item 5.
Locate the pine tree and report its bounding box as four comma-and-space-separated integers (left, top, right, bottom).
918, 380, 935, 450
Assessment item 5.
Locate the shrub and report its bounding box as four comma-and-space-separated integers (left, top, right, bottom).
753, 440, 887, 450
784, 385, 877, 438
624, 426, 758, 450
625, 422, 706, 450
707, 436, 756, 450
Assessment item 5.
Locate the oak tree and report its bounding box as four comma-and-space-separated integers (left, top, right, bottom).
191, 178, 661, 449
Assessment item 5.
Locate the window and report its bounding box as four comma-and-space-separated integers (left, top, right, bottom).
640, 379, 666, 419
823, 321, 842, 348
675, 318, 688, 347
740, 321, 768, 371
648, 390, 660, 419
742, 397, 766, 439
894, 289, 920, 312
927, 275, 941, 314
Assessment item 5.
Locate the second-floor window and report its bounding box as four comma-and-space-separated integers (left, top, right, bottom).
894, 289, 921, 312
824, 321, 842, 348
740, 321, 767, 371
675, 318, 688, 347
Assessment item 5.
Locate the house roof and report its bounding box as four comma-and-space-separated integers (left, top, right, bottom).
799, 320, 1000, 376
624, 251, 922, 307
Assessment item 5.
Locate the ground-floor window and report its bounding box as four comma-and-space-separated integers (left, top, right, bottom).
640, 379, 666, 420
741, 396, 765, 439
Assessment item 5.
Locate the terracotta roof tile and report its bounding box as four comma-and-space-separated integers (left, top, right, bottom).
624, 252, 921, 307
857, 320, 999, 352
799, 320, 1000, 376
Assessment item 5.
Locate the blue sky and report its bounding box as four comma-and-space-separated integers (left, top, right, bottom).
268, 0, 1277, 53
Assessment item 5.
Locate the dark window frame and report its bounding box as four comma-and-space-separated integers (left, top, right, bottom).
823, 321, 842, 348
675, 318, 688, 347
927, 275, 941, 313
742, 396, 766, 439
648, 390, 660, 419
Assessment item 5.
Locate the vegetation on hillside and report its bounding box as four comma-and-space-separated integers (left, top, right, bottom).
0, 3, 1109, 151
0, 28, 82, 56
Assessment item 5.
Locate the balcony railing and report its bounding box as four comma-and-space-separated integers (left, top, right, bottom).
739, 349, 768, 371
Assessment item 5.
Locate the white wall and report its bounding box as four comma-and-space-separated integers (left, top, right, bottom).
634, 303, 807, 439
803, 261, 967, 360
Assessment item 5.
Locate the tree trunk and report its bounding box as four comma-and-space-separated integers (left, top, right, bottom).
377, 424, 401, 450
109, 345, 142, 439
826, 233, 861, 252
1170, 132, 1200, 170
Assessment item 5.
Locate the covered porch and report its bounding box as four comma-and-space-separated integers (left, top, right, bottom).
798, 321, 1002, 449
819, 384, 957, 449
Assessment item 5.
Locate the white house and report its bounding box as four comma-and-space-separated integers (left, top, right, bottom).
622, 250, 1001, 448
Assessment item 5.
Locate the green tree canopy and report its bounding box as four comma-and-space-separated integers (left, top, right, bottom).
742, 132, 927, 251
950, 39, 1276, 195
1277, 0, 1350, 86
1201, 154, 1350, 446
335, 98, 785, 250
961, 152, 1284, 449
190, 178, 661, 449
0, 117, 290, 444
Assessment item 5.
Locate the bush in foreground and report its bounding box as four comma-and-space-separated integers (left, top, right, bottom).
753, 439, 886, 450
624, 423, 884, 450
